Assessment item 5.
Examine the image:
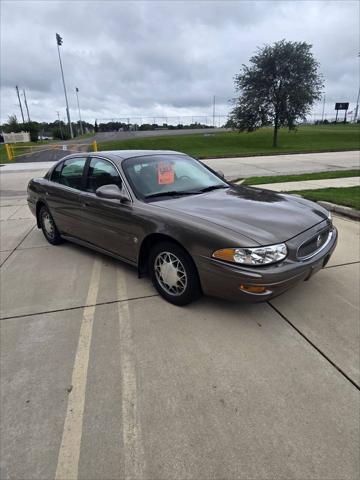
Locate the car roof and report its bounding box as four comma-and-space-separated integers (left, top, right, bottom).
97, 149, 187, 162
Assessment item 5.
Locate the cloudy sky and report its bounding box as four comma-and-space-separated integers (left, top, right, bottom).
1, 0, 359, 125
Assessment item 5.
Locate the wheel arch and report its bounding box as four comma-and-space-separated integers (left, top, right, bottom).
138, 232, 194, 277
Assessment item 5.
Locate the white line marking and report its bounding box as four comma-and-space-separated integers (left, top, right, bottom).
117, 271, 145, 480
55, 259, 102, 480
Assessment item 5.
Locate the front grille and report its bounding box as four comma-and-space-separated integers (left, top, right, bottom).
297, 227, 331, 259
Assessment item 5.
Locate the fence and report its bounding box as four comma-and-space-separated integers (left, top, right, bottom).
5, 141, 98, 162
2, 131, 31, 143
96, 110, 358, 127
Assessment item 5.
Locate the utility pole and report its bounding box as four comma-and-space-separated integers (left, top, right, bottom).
354, 86, 360, 123
56, 33, 73, 138
56, 111, 64, 139
23, 89, 31, 123
15, 86, 25, 123
354, 52, 360, 123
321, 94, 326, 122
212, 95, 216, 127
75, 87, 84, 135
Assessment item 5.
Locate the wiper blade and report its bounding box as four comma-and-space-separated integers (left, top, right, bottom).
198, 185, 229, 193
145, 190, 201, 199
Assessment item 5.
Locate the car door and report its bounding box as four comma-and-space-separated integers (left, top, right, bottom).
45, 156, 87, 238
79, 156, 137, 261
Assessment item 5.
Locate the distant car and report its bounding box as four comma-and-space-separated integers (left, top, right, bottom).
27, 150, 337, 305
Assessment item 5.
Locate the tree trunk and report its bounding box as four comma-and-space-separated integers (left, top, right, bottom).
272, 114, 279, 147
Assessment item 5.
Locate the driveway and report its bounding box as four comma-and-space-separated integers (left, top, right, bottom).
0, 169, 359, 479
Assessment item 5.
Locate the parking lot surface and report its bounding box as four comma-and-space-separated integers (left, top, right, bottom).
0, 166, 359, 480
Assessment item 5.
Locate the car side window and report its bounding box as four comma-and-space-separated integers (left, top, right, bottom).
51, 162, 64, 183
52, 158, 86, 190
86, 158, 122, 193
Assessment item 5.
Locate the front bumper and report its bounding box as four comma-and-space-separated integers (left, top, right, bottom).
196, 226, 338, 302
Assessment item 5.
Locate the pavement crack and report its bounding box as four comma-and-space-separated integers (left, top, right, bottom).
0, 293, 159, 322
324, 260, 360, 269
0, 224, 36, 268
268, 301, 360, 391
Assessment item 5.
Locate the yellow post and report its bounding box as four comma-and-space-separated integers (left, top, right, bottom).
92, 140, 98, 152
5, 144, 13, 161
10, 145, 15, 159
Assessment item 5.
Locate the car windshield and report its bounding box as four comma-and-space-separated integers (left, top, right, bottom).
122, 154, 228, 201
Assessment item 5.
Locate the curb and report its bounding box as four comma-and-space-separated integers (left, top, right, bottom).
317, 201, 360, 221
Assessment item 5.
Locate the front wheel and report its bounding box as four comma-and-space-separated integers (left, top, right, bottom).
149, 242, 202, 306
39, 205, 63, 245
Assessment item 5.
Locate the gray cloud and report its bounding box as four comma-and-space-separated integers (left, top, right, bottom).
1, 0, 359, 124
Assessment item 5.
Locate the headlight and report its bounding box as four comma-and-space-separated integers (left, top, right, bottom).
212, 243, 287, 265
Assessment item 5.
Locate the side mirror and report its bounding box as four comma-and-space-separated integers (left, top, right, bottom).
95, 184, 128, 202
217, 170, 225, 179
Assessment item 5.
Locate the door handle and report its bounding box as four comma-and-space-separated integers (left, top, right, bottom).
82, 202, 90, 207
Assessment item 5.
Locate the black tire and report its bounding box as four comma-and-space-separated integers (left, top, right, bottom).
149, 241, 202, 306
39, 205, 63, 245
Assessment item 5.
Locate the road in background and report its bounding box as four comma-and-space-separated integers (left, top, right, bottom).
5, 128, 227, 163
0, 165, 359, 479
1, 151, 359, 191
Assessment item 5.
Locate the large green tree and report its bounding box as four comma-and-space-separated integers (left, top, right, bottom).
230, 40, 323, 147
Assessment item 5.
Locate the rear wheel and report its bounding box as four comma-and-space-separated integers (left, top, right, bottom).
39, 205, 63, 245
149, 241, 201, 306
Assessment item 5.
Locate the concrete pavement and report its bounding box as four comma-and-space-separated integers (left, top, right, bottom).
0, 165, 359, 479
204, 150, 360, 180
245, 175, 360, 192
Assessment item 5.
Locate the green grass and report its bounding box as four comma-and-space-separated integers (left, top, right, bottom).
289, 186, 360, 210
243, 169, 360, 185
0, 145, 8, 163
98, 124, 360, 158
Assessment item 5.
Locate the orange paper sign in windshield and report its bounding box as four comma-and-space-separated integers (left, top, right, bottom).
157, 161, 175, 185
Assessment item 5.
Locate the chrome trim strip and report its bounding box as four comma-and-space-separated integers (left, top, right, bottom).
297, 228, 333, 261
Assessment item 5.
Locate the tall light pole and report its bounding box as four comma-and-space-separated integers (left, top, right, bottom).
212, 95, 216, 127
23, 89, 31, 123
321, 93, 326, 122
354, 86, 360, 123
56, 33, 73, 138
56, 111, 64, 139
75, 87, 84, 135
15, 86, 25, 123
354, 52, 360, 123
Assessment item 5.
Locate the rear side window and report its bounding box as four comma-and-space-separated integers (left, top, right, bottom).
86, 157, 122, 192
52, 158, 86, 190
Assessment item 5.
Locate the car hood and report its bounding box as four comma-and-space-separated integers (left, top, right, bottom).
155, 186, 329, 245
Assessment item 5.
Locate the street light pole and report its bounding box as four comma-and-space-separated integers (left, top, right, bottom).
321, 93, 326, 122
23, 89, 31, 123
15, 86, 25, 123
56, 33, 73, 139
212, 95, 216, 127
56, 111, 64, 139
354, 52, 360, 123
354, 85, 360, 124
75, 87, 84, 135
